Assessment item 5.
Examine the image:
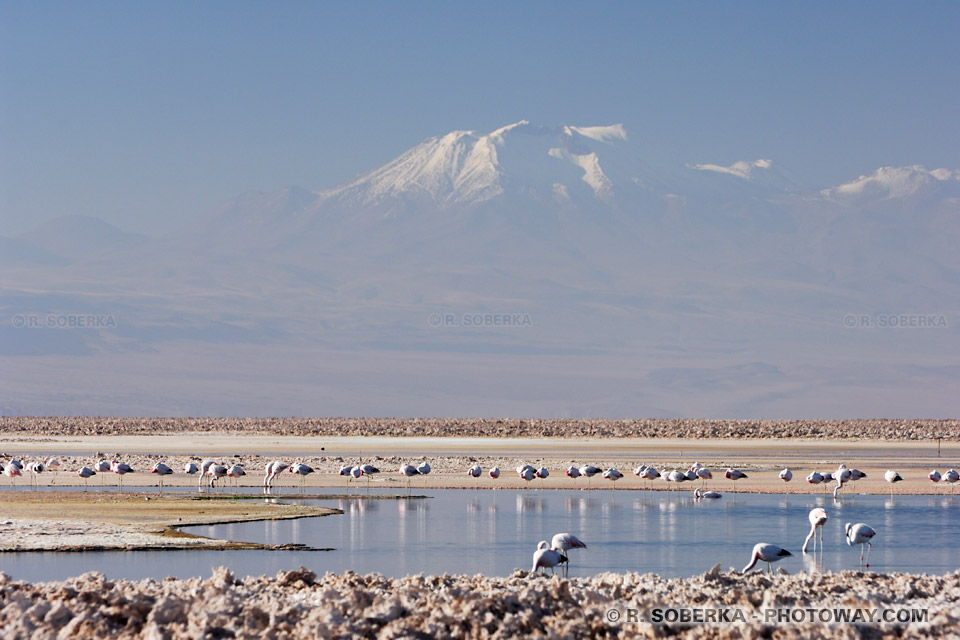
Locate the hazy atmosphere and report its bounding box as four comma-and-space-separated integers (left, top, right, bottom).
1, 2, 958, 418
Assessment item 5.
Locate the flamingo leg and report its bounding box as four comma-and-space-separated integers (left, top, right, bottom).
865, 542, 871, 568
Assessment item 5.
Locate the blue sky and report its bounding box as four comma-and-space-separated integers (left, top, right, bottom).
2, 1, 958, 236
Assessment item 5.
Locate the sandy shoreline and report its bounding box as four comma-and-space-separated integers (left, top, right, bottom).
1, 433, 957, 496
0, 492, 340, 552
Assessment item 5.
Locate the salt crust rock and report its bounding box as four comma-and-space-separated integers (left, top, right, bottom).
0, 567, 957, 639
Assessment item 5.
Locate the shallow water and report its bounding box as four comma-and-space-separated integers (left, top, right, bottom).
2, 489, 958, 582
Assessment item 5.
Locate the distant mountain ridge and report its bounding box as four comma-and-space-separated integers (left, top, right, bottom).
1, 122, 957, 418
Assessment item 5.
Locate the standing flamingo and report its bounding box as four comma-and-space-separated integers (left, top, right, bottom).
551, 533, 587, 577
489, 466, 500, 480
725, 468, 748, 492
290, 462, 314, 493
150, 462, 173, 491
929, 470, 941, 484
45, 458, 61, 485
199, 459, 217, 489
264, 461, 289, 489
536, 467, 549, 488
94, 459, 111, 486
4, 462, 23, 486
76, 466, 96, 490
519, 467, 536, 485
742, 543, 792, 573
884, 470, 902, 497
833, 464, 852, 500
468, 465, 482, 487
943, 469, 959, 489
579, 465, 600, 489
567, 466, 582, 483
802, 507, 828, 553
184, 462, 199, 477
227, 465, 246, 490
110, 460, 133, 491
531, 541, 563, 575
207, 464, 228, 489
779, 468, 793, 483
28, 461, 45, 489
845, 522, 876, 568
603, 468, 623, 484
695, 465, 713, 487
399, 464, 420, 490
638, 466, 660, 482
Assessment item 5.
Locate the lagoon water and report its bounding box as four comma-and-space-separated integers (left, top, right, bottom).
2, 489, 958, 582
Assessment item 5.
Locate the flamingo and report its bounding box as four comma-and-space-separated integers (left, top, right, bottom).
199, 459, 217, 489
884, 470, 902, 496
110, 460, 132, 491
290, 462, 314, 493
207, 464, 227, 489
339, 465, 354, 478
833, 464, 852, 500
603, 468, 623, 489
399, 464, 420, 490
350, 466, 362, 483
150, 462, 173, 491
94, 459, 111, 486
845, 522, 876, 568
742, 543, 792, 574
468, 465, 482, 487
848, 468, 866, 494
802, 507, 828, 553
360, 463, 380, 477
943, 469, 959, 489
693, 488, 722, 499
531, 541, 563, 575
665, 470, 688, 492
638, 466, 660, 481
489, 466, 500, 480
4, 462, 22, 486
806, 471, 824, 488
227, 465, 246, 490
417, 461, 431, 477
566, 466, 581, 481
45, 458, 60, 485
519, 467, 536, 485
28, 461, 45, 489
695, 465, 713, 487
263, 460, 289, 489
536, 467, 549, 488
551, 533, 587, 577
579, 465, 600, 489
76, 466, 96, 490
684, 468, 698, 482
779, 468, 793, 483
929, 470, 941, 484
725, 468, 747, 492
184, 462, 199, 477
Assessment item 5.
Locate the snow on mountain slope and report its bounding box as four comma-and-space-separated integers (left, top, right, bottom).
317, 121, 631, 211
688, 158, 774, 180
821, 165, 960, 201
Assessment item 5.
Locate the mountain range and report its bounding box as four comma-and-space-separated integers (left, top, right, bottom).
2, 122, 957, 418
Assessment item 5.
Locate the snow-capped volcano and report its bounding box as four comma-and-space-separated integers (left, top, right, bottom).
318, 121, 631, 210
